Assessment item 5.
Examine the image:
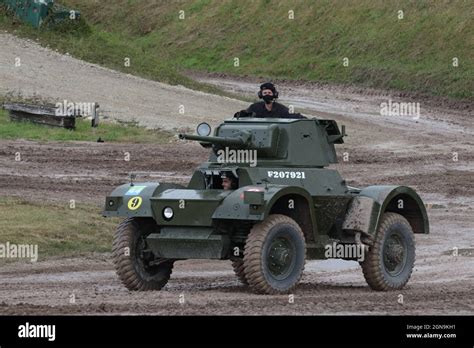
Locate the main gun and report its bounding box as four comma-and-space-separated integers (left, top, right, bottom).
178, 131, 252, 147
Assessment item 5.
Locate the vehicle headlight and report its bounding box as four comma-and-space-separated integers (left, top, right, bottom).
163, 207, 174, 220
196, 122, 211, 136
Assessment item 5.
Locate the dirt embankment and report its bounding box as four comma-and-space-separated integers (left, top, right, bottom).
0, 33, 246, 130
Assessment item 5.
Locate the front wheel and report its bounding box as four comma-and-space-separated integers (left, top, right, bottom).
361, 212, 416, 290
243, 214, 306, 294
112, 218, 173, 291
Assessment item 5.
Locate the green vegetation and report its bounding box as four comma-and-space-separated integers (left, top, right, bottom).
0, 108, 173, 143
1, 0, 472, 97
0, 197, 118, 260
0, 6, 240, 100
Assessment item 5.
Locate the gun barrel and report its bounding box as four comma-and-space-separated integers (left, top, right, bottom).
179, 133, 246, 146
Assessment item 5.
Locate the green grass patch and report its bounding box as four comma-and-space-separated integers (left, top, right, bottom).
0, 197, 119, 261
0, 108, 173, 143
0, 5, 243, 101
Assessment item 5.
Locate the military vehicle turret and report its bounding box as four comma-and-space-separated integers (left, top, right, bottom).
103, 117, 429, 294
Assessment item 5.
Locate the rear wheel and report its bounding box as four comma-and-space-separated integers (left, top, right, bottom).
243, 214, 306, 294
231, 259, 248, 285
361, 212, 415, 290
112, 218, 173, 291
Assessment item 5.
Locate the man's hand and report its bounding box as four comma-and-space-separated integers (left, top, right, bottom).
288, 112, 307, 119
234, 110, 255, 118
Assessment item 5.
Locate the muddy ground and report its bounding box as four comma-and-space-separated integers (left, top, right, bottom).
0, 126, 472, 315
0, 34, 473, 315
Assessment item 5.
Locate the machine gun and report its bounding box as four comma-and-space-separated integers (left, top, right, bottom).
178, 132, 251, 147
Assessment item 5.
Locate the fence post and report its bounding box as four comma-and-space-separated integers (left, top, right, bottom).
91, 103, 99, 128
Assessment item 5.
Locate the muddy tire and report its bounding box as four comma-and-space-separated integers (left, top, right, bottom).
231, 260, 248, 285
243, 214, 306, 294
112, 218, 173, 291
361, 212, 415, 291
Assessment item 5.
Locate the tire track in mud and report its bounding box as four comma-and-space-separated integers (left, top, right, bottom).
0, 255, 472, 315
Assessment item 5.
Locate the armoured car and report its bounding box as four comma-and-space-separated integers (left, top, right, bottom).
103, 117, 429, 294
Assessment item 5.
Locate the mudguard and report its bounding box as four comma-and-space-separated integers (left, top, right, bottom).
342, 185, 429, 236
212, 184, 314, 220
103, 182, 184, 218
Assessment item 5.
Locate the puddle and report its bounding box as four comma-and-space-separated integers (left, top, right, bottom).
0, 270, 114, 284
442, 248, 474, 257
305, 259, 360, 272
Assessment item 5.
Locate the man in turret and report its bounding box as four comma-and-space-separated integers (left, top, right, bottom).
244, 82, 306, 119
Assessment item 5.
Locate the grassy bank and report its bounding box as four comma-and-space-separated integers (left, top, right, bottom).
2, 0, 471, 100
0, 108, 173, 143
0, 6, 240, 100
0, 197, 118, 261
